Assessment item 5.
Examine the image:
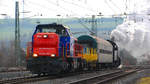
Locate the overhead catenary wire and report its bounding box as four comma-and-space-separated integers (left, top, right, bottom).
45, 0, 93, 33
24, 0, 64, 17
0, 0, 126, 18
104, 0, 117, 15
104, 0, 131, 17
0, 3, 12, 14
61, 0, 96, 13
45, 0, 80, 16
20, 1, 43, 18
25, 0, 59, 12
109, 0, 123, 14
45, 0, 120, 35
23, 0, 93, 34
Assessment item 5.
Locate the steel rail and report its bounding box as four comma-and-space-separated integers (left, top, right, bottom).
68, 69, 138, 84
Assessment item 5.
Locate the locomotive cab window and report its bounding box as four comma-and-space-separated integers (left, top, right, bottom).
35, 26, 69, 36
42, 28, 56, 33
36, 27, 56, 33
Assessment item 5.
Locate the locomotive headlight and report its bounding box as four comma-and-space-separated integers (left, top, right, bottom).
33, 54, 38, 57
43, 35, 48, 38
51, 54, 55, 57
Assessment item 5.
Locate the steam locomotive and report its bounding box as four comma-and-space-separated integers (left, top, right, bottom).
26, 23, 121, 75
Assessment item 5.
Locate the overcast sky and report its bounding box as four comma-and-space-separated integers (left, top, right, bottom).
0, 0, 144, 18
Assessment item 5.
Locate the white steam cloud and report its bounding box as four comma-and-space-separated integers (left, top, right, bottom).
111, 0, 150, 61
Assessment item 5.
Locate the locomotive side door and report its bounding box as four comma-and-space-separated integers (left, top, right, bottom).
59, 28, 70, 59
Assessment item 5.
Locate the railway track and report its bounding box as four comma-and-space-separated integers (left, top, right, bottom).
0, 70, 29, 75
0, 70, 100, 84
67, 69, 139, 84
0, 69, 138, 84
0, 75, 55, 84
0, 67, 27, 73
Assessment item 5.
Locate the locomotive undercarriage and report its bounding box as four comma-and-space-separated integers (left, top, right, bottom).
27, 56, 84, 75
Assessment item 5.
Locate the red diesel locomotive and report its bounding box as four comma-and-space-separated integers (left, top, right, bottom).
26, 23, 83, 75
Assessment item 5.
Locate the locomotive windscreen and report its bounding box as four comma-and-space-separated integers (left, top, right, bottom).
34, 23, 68, 36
